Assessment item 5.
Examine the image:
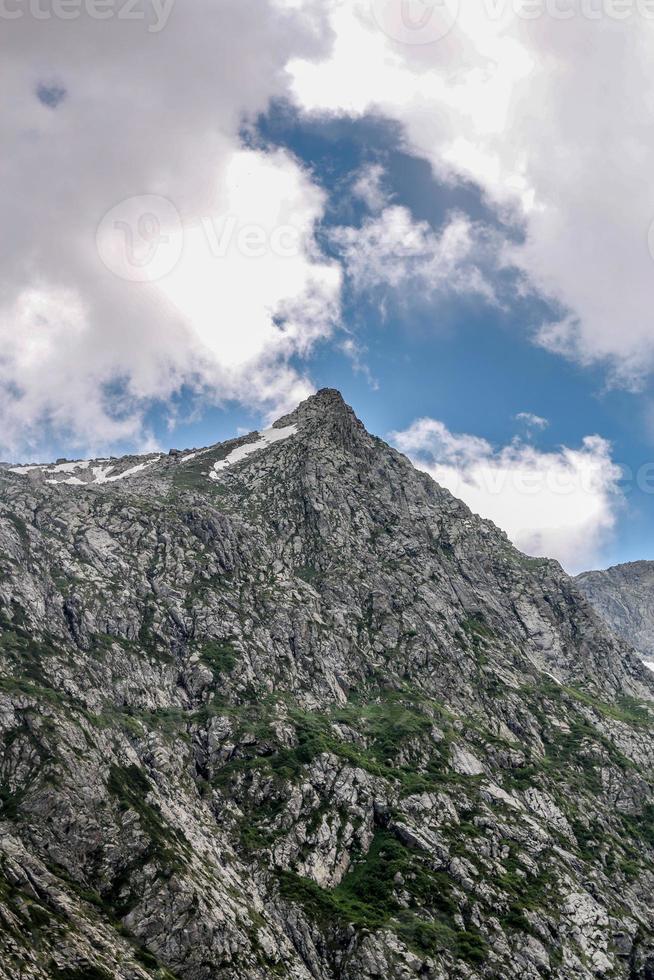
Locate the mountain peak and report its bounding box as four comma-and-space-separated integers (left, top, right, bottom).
274, 387, 351, 425
273, 387, 367, 453
309, 386, 347, 406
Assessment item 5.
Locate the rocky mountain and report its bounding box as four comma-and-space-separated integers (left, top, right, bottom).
577, 562, 654, 664
1, 388, 654, 980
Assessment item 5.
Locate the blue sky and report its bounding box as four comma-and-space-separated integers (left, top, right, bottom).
4, 1, 654, 573
114, 105, 654, 571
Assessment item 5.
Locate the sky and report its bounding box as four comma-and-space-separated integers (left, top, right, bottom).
3, 0, 654, 573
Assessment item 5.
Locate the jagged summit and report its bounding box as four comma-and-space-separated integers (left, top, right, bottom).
278, 386, 359, 424
1, 389, 654, 978
282, 386, 349, 415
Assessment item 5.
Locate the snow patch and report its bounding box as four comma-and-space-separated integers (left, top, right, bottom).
110, 460, 158, 480
97, 459, 160, 483
644, 661, 654, 673
210, 425, 298, 479
11, 459, 94, 475
12, 457, 160, 485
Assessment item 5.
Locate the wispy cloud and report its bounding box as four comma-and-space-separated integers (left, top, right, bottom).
515, 412, 549, 431
330, 205, 499, 305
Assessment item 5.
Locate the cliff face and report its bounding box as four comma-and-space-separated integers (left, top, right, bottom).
1, 389, 654, 980
577, 561, 654, 663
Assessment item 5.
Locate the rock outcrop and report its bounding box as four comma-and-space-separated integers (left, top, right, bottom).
577, 561, 654, 662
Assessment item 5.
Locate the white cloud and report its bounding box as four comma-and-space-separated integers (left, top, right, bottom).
7, 0, 654, 458
330, 205, 498, 302
288, 2, 654, 385
159, 148, 341, 370
390, 416, 623, 572
351, 163, 390, 212
515, 411, 549, 430
0, 0, 336, 457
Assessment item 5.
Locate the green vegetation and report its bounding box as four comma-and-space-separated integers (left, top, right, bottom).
3, 512, 30, 546
279, 829, 487, 964
50, 967, 112, 980
497, 849, 558, 921
212, 693, 454, 798
198, 639, 238, 677
564, 685, 652, 727
295, 564, 321, 585
0, 712, 57, 821
619, 805, 654, 851
461, 614, 495, 641
172, 440, 248, 491
0, 860, 59, 945
107, 764, 188, 872
0, 623, 56, 688
515, 677, 646, 800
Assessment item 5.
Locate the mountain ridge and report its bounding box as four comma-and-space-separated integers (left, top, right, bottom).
4, 388, 358, 487
1, 389, 654, 979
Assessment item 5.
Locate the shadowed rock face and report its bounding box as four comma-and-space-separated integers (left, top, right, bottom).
1, 388, 654, 979
577, 562, 654, 662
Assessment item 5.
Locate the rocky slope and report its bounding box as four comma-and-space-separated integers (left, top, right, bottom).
577, 562, 654, 663
1, 388, 654, 979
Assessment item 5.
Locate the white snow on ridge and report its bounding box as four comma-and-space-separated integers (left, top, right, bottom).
95, 459, 160, 483
644, 661, 654, 673
10, 459, 96, 475
12, 456, 160, 485
9, 422, 298, 488
210, 425, 298, 480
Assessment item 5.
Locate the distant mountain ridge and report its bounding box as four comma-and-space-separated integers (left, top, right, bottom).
576, 560, 654, 663
1, 389, 654, 978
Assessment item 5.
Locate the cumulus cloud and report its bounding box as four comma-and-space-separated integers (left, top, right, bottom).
7, 0, 654, 458
288, 1, 654, 385
0, 0, 336, 457
330, 205, 498, 302
390, 416, 623, 572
